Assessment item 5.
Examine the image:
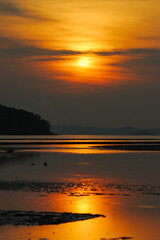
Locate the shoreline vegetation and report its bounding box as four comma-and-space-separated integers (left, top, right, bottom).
0, 104, 54, 135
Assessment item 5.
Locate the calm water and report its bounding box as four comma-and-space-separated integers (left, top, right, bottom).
0, 135, 160, 240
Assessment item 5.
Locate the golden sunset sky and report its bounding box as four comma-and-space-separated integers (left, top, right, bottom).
0, 0, 160, 128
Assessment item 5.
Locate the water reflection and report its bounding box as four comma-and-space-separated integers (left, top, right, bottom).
0, 191, 160, 240
47, 144, 124, 154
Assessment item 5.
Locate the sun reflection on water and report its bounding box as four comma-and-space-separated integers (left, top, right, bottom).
1, 190, 160, 240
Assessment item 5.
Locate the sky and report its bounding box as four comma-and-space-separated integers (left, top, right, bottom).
0, 0, 160, 128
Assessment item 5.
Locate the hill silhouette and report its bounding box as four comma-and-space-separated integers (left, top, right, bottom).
52, 124, 158, 135
0, 104, 53, 135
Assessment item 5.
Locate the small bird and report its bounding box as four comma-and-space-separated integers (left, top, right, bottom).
43, 162, 47, 166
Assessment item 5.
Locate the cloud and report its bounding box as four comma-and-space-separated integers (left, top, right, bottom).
30, 57, 67, 62
0, 46, 83, 60
31, 48, 160, 61
0, 35, 84, 59
0, 35, 160, 70
38, 238, 49, 240
94, 48, 160, 57
109, 49, 160, 69
101, 237, 134, 240
92, 48, 160, 73
0, 0, 55, 21
0, 45, 82, 58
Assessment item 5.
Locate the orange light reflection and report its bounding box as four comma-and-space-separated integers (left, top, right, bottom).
28, 144, 127, 154
2, 192, 160, 240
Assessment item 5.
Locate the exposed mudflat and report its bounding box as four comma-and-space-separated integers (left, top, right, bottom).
0, 180, 159, 197
98, 144, 160, 151
0, 210, 105, 226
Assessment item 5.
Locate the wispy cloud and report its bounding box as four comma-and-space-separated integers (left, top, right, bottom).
101, 237, 134, 240
0, 0, 55, 21
38, 238, 49, 240
0, 35, 160, 69
0, 36, 85, 63
30, 57, 67, 62
0, 45, 83, 58
31, 48, 160, 60
0, 36, 83, 58
94, 48, 160, 57
108, 49, 160, 68
92, 48, 160, 72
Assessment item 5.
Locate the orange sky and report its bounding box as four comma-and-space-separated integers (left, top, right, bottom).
0, 0, 160, 127
1, 0, 160, 88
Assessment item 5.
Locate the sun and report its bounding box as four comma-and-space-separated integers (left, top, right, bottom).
77, 57, 90, 67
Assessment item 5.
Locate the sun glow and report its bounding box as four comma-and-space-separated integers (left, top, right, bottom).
77, 57, 90, 67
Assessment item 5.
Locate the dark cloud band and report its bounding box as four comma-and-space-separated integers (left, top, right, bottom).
0, 0, 55, 21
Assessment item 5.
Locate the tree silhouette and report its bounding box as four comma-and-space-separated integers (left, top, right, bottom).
0, 104, 54, 135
